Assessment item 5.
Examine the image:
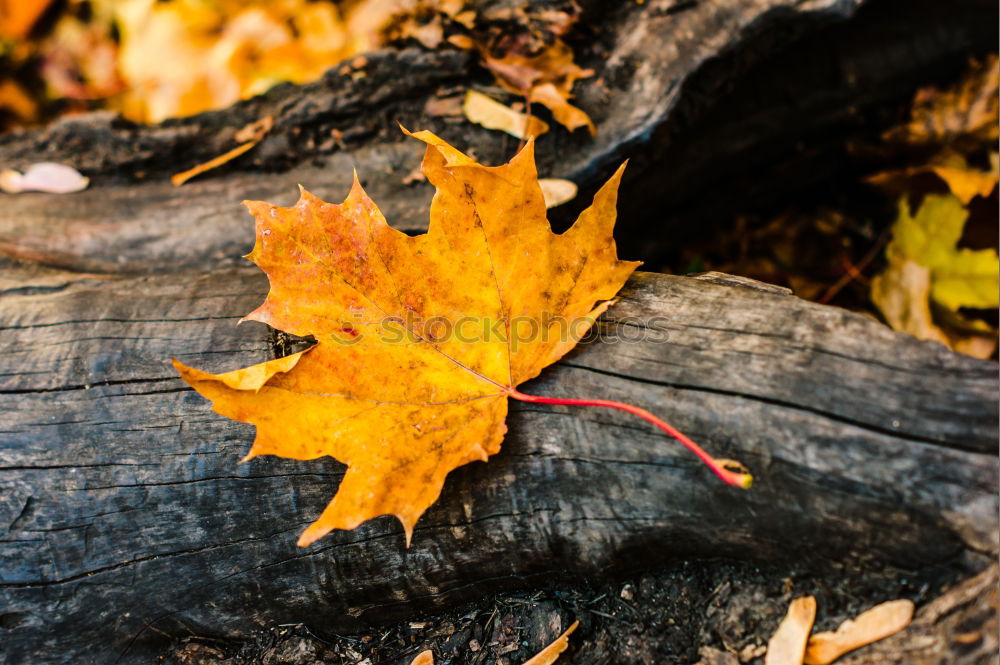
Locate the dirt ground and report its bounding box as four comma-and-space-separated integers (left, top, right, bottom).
166, 555, 964, 665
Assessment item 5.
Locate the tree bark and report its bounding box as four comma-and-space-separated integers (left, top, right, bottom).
0, 265, 996, 665
0, 0, 997, 663
0, 0, 995, 272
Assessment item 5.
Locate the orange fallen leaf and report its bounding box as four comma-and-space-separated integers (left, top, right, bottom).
408, 650, 435, 665
0, 79, 38, 123
804, 599, 914, 665
866, 150, 998, 205
765, 596, 817, 665
408, 620, 579, 665
0, 0, 52, 39
522, 620, 579, 665
174, 129, 750, 547
527, 82, 595, 136
171, 116, 273, 186
485, 38, 596, 135
447, 33, 475, 50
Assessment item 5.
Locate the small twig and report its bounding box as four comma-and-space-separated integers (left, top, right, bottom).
818, 228, 890, 304
588, 609, 631, 625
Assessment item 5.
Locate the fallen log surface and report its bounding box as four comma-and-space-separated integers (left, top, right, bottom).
0, 0, 995, 273
0, 266, 996, 665
0, 0, 998, 663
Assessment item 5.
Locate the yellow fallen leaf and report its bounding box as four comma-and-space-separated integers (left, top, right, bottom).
174, 130, 642, 547
803, 599, 914, 665
538, 178, 577, 208
932, 245, 1000, 311
462, 90, 549, 140
871, 256, 997, 358
765, 596, 816, 665
879, 194, 999, 311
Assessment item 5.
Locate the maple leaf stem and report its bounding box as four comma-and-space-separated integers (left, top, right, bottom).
508, 389, 752, 489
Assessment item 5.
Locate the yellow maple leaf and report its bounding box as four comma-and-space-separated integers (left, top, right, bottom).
872, 194, 998, 358
174, 130, 750, 547
885, 194, 999, 310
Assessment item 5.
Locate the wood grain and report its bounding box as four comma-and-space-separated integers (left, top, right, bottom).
0, 0, 997, 662
0, 267, 995, 665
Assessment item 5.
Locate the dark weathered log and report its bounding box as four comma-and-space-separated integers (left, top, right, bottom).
0, 266, 996, 665
0, 0, 997, 662
0, 0, 995, 273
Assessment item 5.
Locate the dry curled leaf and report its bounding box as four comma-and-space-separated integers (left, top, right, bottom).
871, 257, 948, 345
765, 596, 817, 665
804, 599, 914, 665
485, 38, 596, 135
462, 89, 549, 140
175, 129, 642, 546
885, 54, 998, 147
